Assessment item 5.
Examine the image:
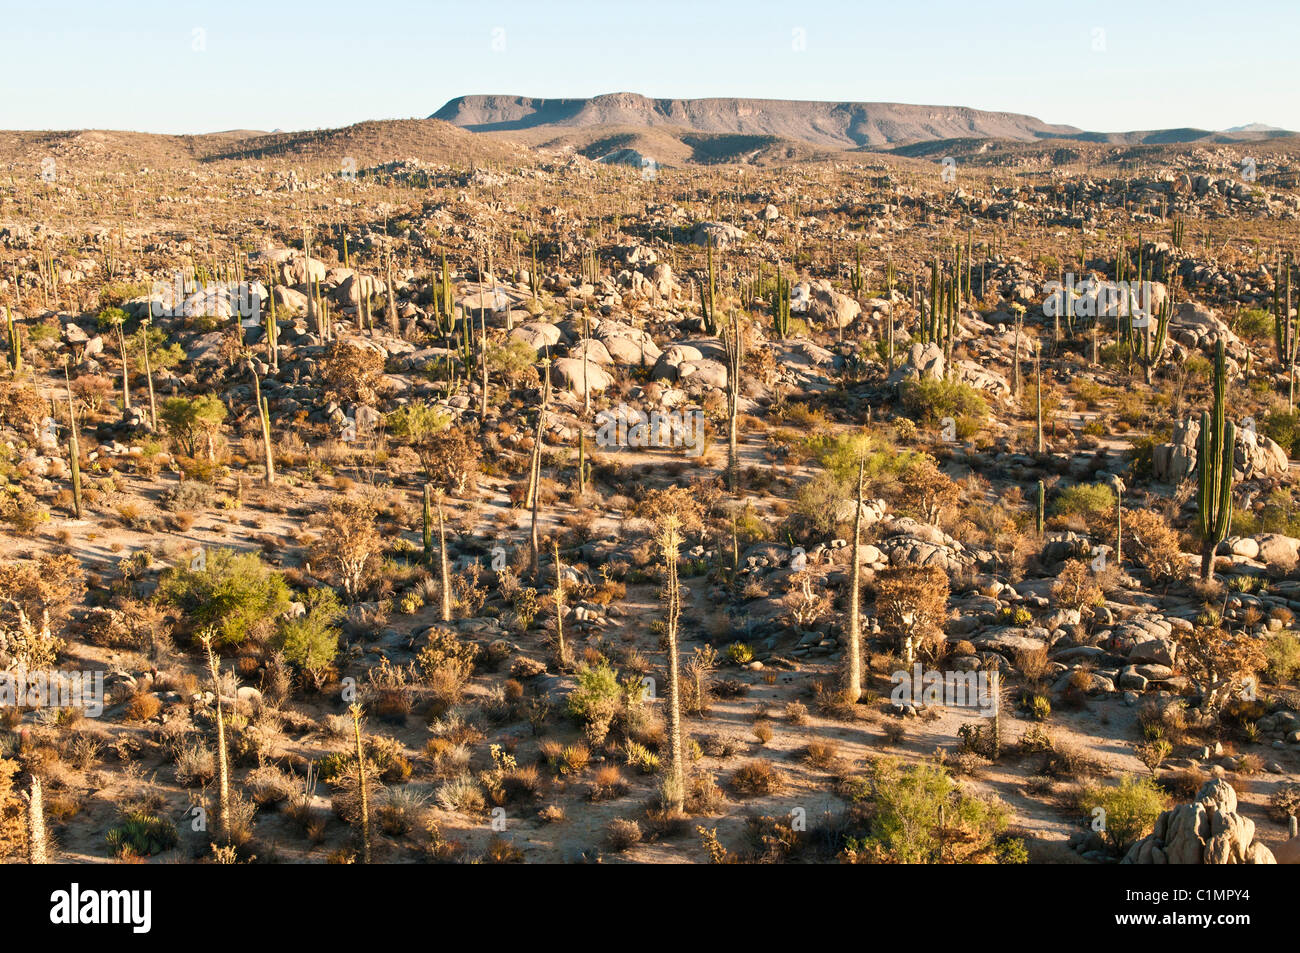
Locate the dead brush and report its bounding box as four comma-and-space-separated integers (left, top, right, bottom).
730, 759, 784, 797
588, 765, 628, 801
802, 739, 841, 769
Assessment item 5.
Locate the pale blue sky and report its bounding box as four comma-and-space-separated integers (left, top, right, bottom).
2, 0, 1295, 135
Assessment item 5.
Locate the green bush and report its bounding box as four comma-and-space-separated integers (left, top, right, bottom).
106, 811, 178, 857
386, 401, 452, 443
1051, 483, 1116, 520
847, 758, 1010, 863
159, 395, 227, 458
1081, 774, 1167, 852
811, 431, 917, 485
274, 587, 342, 686
159, 547, 291, 646
1265, 632, 1300, 685
566, 661, 624, 725
486, 338, 541, 388
98, 281, 153, 309
1235, 308, 1274, 342
899, 377, 989, 427
1263, 410, 1300, 458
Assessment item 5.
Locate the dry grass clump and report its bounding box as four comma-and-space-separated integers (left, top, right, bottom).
605, 817, 642, 851
730, 759, 784, 797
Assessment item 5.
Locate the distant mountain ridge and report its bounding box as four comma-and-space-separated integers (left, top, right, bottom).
431, 92, 1083, 149
431, 92, 1298, 153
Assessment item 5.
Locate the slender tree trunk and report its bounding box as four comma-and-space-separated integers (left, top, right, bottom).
437, 491, 452, 622
552, 540, 566, 665
203, 636, 231, 845
350, 705, 371, 864
660, 518, 685, 813
140, 328, 156, 430
845, 459, 865, 703
25, 775, 47, 864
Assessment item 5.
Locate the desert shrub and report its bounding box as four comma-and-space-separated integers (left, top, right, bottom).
0, 758, 25, 859
606, 817, 643, 851
416, 627, 478, 678
1080, 774, 1167, 852
1124, 509, 1184, 584
486, 338, 541, 388
0, 553, 85, 669
895, 455, 961, 525
811, 430, 917, 485
1269, 782, 1300, 821
158, 395, 226, 459
566, 660, 635, 746
1051, 483, 1115, 521
842, 758, 1010, 863
106, 811, 178, 858
321, 339, 386, 405
899, 377, 989, 427
159, 547, 291, 646
1264, 632, 1300, 685
730, 759, 783, 796
122, 692, 161, 721
310, 496, 382, 602
1052, 559, 1103, 612
273, 587, 342, 689
161, 481, 213, 511
1263, 409, 1300, 458
875, 565, 950, 663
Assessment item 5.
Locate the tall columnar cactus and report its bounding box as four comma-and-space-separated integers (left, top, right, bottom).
928, 259, 939, 344
385, 248, 398, 336
1035, 340, 1044, 454
849, 245, 864, 298
266, 263, 280, 371
5, 306, 20, 375
529, 240, 540, 300
1197, 340, 1235, 582
1115, 488, 1124, 569
1137, 296, 1173, 385
250, 363, 274, 485
721, 309, 744, 493
769, 271, 791, 339
1036, 479, 1045, 538
699, 236, 718, 335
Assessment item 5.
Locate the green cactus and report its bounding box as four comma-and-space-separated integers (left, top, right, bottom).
5, 306, 20, 375
699, 236, 718, 335
1136, 295, 1173, 385
769, 270, 792, 339
1197, 340, 1235, 581
1036, 479, 1045, 537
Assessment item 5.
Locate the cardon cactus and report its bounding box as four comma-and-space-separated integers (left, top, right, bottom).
1197, 340, 1234, 581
